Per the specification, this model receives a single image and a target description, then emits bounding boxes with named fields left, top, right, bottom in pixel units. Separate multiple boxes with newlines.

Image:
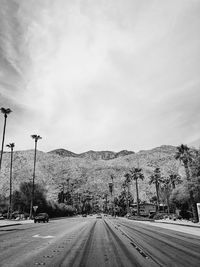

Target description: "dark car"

left=34, top=213, right=49, bottom=223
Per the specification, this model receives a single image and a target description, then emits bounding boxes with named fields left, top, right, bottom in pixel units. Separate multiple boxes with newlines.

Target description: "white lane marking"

left=32, top=234, right=54, bottom=239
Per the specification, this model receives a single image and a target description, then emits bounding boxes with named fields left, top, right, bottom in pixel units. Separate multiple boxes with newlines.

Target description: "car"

left=82, top=214, right=87, bottom=217
left=34, top=213, right=49, bottom=223
left=96, top=213, right=102, bottom=219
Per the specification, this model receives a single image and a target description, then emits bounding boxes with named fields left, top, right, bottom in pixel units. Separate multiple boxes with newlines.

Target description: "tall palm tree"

left=161, top=177, right=170, bottom=214
left=149, top=167, right=163, bottom=211
left=0, top=108, right=12, bottom=171
left=6, top=143, right=15, bottom=219
left=175, top=144, right=193, bottom=180
left=130, top=168, right=144, bottom=216
left=30, top=135, right=42, bottom=219
left=175, top=144, right=198, bottom=222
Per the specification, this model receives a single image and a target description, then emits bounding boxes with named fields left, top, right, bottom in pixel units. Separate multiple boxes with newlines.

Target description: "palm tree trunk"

left=9, top=147, right=13, bottom=219
left=156, top=182, right=160, bottom=212
left=166, top=190, right=170, bottom=215
left=127, top=184, right=130, bottom=214
left=135, top=178, right=140, bottom=216
left=30, top=140, right=37, bottom=219
left=184, top=163, right=190, bottom=181
left=0, top=115, right=7, bottom=171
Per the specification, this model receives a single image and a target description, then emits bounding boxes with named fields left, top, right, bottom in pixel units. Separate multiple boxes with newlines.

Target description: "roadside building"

left=130, top=203, right=156, bottom=216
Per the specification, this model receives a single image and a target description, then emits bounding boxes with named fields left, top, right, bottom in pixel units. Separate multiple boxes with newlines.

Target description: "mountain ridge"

left=48, top=148, right=135, bottom=160
left=0, top=145, right=181, bottom=203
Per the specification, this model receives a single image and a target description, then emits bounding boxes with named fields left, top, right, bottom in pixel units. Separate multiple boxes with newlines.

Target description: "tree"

left=119, top=179, right=134, bottom=216
left=12, top=182, right=47, bottom=213
left=149, top=167, right=163, bottom=211
left=0, top=108, right=12, bottom=171
left=170, top=183, right=191, bottom=219
left=175, top=144, right=193, bottom=179
left=160, top=177, right=170, bottom=214
left=175, top=144, right=198, bottom=222
left=30, top=134, right=42, bottom=219
left=169, top=174, right=182, bottom=189
left=130, top=168, right=144, bottom=216
left=189, top=149, right=200, bottom=204
left=6, top=143, right=15, bottom=219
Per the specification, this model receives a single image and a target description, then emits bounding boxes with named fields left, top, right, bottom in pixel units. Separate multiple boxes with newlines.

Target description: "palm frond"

left=1, top=107, right=12, bottom=114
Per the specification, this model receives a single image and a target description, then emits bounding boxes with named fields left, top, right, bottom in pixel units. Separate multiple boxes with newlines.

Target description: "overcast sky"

left=0, top=0, right=200, bottom=153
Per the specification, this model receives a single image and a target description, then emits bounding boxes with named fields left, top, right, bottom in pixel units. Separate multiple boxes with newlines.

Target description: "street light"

left=29, top=134, right=42, bottom=219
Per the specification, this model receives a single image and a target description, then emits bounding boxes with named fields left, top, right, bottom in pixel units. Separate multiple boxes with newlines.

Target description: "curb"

left=0, top=223, right=22, bottom=228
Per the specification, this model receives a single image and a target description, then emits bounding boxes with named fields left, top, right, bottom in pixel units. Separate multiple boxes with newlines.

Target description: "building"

left=130, top=203, right=156, bottom=216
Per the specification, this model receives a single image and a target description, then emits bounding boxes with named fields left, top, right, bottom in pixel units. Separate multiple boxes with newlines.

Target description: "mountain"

left=48, top=149, right=78, bottom=158
left=0, top=145, right=181, bottom=203
left=48, top=149, right=135, bottom=160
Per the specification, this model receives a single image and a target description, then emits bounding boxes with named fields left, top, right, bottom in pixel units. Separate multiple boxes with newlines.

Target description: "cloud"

left=0, top=0, right=200, bottom=152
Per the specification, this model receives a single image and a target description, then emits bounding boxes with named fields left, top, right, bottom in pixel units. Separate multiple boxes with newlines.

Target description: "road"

left=0, top=215, right=200, bottom=267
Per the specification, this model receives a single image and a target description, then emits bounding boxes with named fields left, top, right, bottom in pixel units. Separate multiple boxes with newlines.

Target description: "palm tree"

left=161, top=177, right=170, bottom=214
left=130, top=168, right=144, bottom=216
left=30, top=135, right=42, bottom=219
left=169, top=174, right=182, bottom=189
left=149, top=167, right=163, bottom=211
left=6, top=143, right=15, bottom=219
left=0, top=108, right=12, bottom=171
left=175, top=144, right=193, bottom=180
left=175, top=144, right=198, bottom=222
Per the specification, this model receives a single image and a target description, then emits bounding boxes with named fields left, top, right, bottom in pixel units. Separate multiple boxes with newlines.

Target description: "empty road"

left=0, top=216, right=200, bottom=266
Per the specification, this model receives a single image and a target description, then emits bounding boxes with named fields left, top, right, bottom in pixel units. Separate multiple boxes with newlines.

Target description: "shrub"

left=153, top=213, right=164, bottom=220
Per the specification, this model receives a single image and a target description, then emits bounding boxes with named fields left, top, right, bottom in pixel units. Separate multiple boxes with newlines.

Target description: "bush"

left=153, top=213, right=165, bottom=220
left=45, top=201, right=76, bottom=218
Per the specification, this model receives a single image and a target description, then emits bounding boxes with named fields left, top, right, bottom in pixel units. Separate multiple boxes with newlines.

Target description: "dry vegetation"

left=0, top=145, right=181, bottom=202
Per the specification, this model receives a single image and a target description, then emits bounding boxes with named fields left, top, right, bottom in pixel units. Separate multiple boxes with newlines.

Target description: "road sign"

left=33, top=205, right=38, bottom=212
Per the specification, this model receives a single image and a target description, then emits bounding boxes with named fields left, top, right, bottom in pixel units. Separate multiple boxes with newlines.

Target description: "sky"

left=0, top=0, right=200, bottom=153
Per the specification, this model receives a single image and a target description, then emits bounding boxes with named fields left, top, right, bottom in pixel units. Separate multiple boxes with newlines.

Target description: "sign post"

left=197, top=203, right=200, bottom=222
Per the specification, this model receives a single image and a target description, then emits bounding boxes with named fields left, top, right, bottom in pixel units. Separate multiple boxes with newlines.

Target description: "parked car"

left=82, top=214, right=87, bottom=217
left=34, top=213, right=49, bottom=223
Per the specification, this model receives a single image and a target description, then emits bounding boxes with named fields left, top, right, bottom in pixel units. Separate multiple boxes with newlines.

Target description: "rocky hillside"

left=0, top=145, right=182, bottom=202
left=48, top=149, right=135, bottom=160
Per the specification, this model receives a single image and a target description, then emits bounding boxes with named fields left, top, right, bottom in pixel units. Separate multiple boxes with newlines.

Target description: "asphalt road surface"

left=0, top=215, right=200, bottom=267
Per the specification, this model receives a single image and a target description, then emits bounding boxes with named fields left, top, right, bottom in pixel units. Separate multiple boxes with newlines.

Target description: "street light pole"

left=30, top=135, right=42, bottom=219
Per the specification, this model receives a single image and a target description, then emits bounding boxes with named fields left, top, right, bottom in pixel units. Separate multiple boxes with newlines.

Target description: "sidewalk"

left=154, top=218, right=200, bottom=228
left=0, top=219, right=34, bottom=227
left=126, top=216, right=200, bottom=228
